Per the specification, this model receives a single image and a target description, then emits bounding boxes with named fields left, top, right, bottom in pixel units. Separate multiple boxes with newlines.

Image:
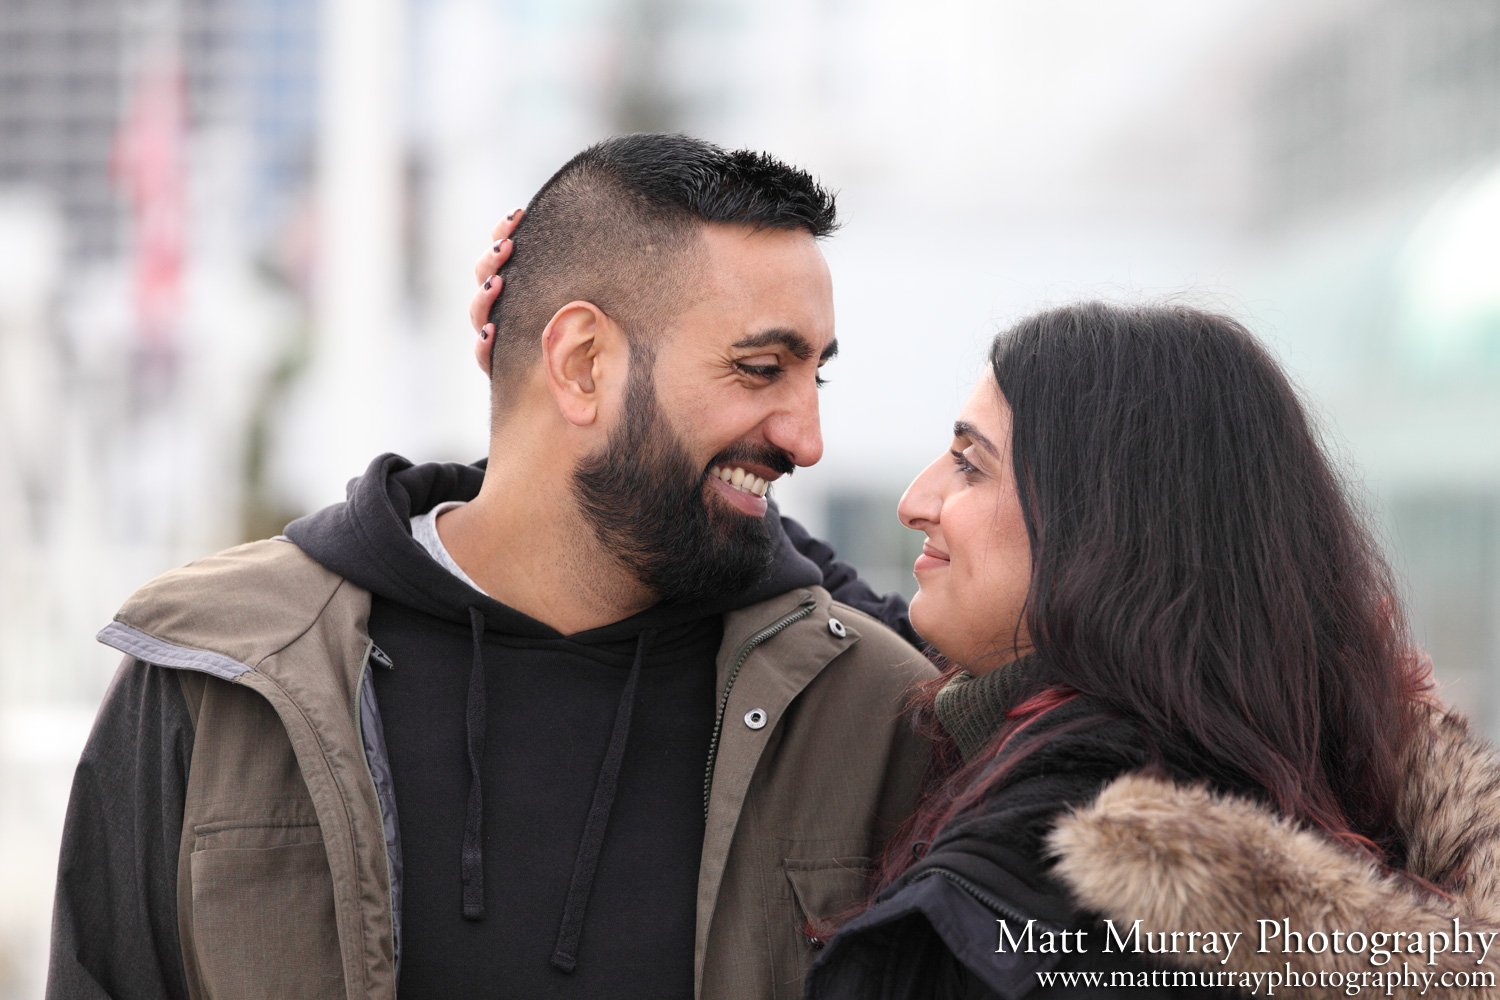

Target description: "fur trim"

left=1046, top=709, right=1500, bottom=998
left=1399, top=710, right=1500, bottom=914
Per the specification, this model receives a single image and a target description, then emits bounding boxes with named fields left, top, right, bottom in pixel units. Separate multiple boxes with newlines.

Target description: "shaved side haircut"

left=487, top=133, right=838, bottom=412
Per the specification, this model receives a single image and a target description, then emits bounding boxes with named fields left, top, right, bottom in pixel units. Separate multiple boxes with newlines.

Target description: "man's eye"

left=736, top=362, right=784, bottom=379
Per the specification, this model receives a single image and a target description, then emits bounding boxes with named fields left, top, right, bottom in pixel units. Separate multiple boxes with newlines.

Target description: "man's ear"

left=541, top=301, right=627, bottom=427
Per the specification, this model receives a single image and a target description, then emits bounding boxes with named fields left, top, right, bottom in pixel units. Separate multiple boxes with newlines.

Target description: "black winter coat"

left=803, top=685, right=1500, bottom=1000
left=803, top=699, right=1228, bottom=999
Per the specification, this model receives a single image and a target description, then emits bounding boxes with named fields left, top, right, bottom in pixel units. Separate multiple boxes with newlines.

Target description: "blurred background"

left=0, top=0, right=1497, bottom=992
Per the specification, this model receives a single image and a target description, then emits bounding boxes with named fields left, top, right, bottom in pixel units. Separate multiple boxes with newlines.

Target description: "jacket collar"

left=1046, top=706, right=1500, bottom=995
left=100, top=538, right=348, bottom=680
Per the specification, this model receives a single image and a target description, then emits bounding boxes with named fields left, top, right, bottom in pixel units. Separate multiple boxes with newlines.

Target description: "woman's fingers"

left=473, top=209, right=524, bottom=283
left=471, top=209, right=524, bottom=334
left=489, top=207, right=524, bottom=243
left=471, top=239, right=513, bottom=285
left=470, top=271, right=503, bottom=334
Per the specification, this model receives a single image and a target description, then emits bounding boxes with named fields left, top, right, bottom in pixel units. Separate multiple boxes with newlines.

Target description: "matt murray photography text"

left=997, top=919, right=1499, bottom=967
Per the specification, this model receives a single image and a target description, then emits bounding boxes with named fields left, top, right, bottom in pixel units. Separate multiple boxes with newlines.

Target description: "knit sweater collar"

left=932, top=658, right=1039, bottom=761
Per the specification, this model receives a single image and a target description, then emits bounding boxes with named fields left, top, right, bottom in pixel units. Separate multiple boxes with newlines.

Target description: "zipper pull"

left=370, top=644, right=394, bottom=669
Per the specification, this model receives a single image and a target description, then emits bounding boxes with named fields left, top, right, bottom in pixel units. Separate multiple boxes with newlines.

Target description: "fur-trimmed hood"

left=1048, top=708, right=1500, bottom=998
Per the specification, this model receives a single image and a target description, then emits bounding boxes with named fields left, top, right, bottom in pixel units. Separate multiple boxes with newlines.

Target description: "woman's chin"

left=907, top=592, right=956, bottom=664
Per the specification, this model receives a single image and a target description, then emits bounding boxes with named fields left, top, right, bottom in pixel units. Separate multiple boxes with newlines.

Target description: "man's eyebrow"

left=953, top=420, right=998, bottom=455
left=732, top=328, right=835, bottom=363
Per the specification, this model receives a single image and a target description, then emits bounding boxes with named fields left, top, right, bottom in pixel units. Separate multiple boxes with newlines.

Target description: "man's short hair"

left=487, top=133, right=838, bottom=407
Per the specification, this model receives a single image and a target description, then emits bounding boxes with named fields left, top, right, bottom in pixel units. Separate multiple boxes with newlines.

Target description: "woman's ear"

left=541, top=301, right=627, bottom=427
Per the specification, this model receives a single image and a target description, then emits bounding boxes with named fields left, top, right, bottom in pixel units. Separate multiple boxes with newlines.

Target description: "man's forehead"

left=680, top=224, right=835, bottom=347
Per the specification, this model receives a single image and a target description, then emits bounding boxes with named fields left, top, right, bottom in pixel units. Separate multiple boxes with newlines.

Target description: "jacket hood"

left=1046, top=706, right=1500, bottom=998
left=283, top=452, right=823, bottom=637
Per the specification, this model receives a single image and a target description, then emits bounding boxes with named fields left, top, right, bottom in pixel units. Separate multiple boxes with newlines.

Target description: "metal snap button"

left=744, top=708, right=768, bottom=730
left=828, top=617, right=847, bottom=638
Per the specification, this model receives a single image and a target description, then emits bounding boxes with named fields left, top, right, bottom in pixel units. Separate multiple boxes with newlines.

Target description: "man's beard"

left=571, top=362, right=787, bottom=605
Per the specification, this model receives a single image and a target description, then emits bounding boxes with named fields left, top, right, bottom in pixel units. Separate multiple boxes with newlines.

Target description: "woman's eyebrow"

left=953, top=420, right=998, bottom=456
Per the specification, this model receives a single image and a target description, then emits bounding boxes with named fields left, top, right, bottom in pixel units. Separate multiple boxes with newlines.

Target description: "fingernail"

left=481, top=323, right=494, bottom=339
left=482, top=277, right=493, bottom=291
left=506, top=209, right=517, bottom=221
left=492, top=238, right=509, bottom=254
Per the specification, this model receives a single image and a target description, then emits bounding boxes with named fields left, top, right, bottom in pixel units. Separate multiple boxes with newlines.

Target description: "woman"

left=470, top=222, right=1500, bottom=999
left=798, top=302, right=1500, bottom=999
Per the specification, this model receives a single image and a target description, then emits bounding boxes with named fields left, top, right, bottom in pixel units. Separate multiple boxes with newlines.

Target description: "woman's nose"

left=898, top=456, right=945, bottom=530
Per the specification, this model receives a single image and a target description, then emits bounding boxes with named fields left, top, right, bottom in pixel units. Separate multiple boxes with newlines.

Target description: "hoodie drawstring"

left=549, top=628, right=656, bottom=973
left=461, top=607, right=487, bottom=920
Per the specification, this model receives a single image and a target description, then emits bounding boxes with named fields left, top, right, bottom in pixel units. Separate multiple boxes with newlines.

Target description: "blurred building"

left=1242, top=0, right=1500, bottom=727
left=0, top=0, right=319, bottom=992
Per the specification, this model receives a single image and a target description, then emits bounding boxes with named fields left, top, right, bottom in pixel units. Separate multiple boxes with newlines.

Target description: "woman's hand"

left=470, top=208, right=525, bottom=339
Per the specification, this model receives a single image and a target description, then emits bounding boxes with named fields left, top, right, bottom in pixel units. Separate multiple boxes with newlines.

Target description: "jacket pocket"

left=189, top=840, right=344, bottom=1000
left=775, top=857, right=875, bottom=1000
left=784, top=856, right=874, bottom=940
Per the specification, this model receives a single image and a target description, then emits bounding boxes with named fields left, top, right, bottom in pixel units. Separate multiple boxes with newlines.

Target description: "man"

left=47, top=134, right=933, bottom=1000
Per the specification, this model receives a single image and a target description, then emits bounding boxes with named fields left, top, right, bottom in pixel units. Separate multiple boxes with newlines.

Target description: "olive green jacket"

left=96, top=539, right=935, bottom=1000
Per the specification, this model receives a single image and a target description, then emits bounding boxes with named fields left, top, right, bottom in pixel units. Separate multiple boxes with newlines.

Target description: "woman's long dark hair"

left=881, top=302, right=1433, bottom=888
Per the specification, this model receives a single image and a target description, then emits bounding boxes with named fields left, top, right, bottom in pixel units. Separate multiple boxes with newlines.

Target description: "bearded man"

left=47, top=134, right=933, bottom=1000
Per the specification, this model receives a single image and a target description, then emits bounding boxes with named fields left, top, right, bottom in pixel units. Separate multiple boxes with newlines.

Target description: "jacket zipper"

left=356, top=639, right=401, bottom=972
left=702, top=598, right=817, bottom=819
left=907, top=865, right=1056, bottom=930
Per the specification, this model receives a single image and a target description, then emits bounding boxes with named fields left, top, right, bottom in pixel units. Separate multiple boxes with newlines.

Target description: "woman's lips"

left=913, top=542, right=950, bottom=573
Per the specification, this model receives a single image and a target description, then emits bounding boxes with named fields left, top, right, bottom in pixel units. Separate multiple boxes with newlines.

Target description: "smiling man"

left=48, top=134, right=933, bottom=1000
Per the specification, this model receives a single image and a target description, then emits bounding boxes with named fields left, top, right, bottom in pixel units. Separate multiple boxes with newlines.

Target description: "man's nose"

left=764, top=385, right=824, bottom=468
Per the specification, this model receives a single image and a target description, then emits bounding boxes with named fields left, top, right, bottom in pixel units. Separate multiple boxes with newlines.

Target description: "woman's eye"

left=950, top=450, right=979, bottom=476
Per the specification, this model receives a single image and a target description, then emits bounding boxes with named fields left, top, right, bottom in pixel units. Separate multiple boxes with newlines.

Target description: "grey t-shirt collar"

left=409, top=500, right=489, bottom=598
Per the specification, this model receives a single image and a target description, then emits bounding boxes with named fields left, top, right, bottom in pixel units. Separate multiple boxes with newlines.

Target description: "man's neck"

left=435, top=470, right=657, bottom=635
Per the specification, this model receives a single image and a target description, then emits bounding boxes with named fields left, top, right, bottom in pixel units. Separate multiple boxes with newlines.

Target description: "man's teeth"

left=709, top=465, right=770, bottom=498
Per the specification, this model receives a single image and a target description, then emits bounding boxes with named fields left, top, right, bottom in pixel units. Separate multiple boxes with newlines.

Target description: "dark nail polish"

left=482, top=277, right=493, bottom=291
left=506, top=211, right=516, bottom=222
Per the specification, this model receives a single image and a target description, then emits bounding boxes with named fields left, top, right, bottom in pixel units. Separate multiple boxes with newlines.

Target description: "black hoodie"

left=46, top=454, right=916, bottom=1000
left=281, top=454, right=842, bottom=999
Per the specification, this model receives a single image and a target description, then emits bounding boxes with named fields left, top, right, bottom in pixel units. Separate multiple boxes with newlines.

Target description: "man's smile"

left=708, top=464, right=771, bottom=497
left=706, top=463, right=773, bottom=516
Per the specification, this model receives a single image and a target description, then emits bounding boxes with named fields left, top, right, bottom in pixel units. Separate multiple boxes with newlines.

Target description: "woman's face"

left=898, top=374, right=1032, bottom=672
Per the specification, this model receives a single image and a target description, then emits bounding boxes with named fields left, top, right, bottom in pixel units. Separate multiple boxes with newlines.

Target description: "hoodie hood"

left=1046, top=706, right=1500, bottom=998
left=284, top=452, right=823, bottom=637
